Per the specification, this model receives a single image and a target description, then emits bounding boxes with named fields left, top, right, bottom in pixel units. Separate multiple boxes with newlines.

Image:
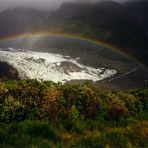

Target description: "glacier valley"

left=0, top=48, right=117, bottom=83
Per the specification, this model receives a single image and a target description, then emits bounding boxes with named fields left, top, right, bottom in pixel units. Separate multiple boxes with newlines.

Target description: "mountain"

left=0, top=1, right=147, bottom=65
left=47, top=1, right=148, bottom=66
left=125, top=0, right=148, bottom=33
left=0, top=7, right=47, bottom=36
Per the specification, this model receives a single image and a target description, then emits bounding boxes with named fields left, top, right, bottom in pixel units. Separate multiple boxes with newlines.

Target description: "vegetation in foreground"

left=0, top=80, right=147, bottom=147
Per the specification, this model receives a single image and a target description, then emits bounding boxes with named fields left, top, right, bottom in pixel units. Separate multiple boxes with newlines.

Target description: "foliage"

left=0, top=80, right=147, bottom=147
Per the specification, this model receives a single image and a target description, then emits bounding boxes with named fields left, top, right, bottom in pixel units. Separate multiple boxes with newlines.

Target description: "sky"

left=0, top=0, right=135, bottom=11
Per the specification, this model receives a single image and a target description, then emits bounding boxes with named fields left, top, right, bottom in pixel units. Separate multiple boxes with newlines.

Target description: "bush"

left=117, top=92, right=142, bottom=114
left=107, top=98, right=128, bottom=120
left=0, top=96, right=25, bottom=122
left=21, top=120, right=57, bottom=140
left=98, top=129, right=129, bottom=148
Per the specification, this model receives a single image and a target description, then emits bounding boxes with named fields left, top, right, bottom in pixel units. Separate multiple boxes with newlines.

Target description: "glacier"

left=0, top=48, right=117, bottom=83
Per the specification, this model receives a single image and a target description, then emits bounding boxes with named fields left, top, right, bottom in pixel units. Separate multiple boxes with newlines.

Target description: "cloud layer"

left=0, top=0, right=133, bottom=11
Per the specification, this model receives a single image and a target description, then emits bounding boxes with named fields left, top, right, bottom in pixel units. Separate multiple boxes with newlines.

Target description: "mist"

left=0, top=0, right=135, bottom=11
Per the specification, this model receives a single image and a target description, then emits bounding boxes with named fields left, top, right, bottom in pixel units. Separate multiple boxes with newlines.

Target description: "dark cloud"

left=0, top=0, right=135, bottom=11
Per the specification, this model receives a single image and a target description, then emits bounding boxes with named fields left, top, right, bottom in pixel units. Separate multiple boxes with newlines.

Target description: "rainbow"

left=0, top=31, right=145, bottom=67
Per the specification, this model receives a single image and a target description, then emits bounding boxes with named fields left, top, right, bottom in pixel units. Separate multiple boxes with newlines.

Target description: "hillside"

left=0, top=7, right=47, bottom=36
left=0, top=62, right=19, bottom=80
left=48, top=1, right=148, bottom=66
left=0, top=80, right=147, bottom=147
left=125, top=0, right=148, bottom=33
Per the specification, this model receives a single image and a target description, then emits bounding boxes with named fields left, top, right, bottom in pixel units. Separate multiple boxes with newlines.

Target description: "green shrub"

left=117, top=92, right=142, bottom=114
left=0, top=96, right=25, bottom=122
left=107, top=98, right=128, bottom=120
left=21, top=120, right=57, bottom=140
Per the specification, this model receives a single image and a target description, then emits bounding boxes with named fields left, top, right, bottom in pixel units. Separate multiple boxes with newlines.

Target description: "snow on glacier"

left=0, top=48, right=117, bottom=83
